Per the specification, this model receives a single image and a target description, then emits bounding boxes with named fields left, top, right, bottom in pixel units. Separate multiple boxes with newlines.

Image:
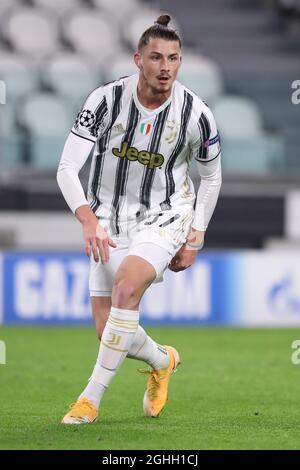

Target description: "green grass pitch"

left=0, top=326, right=300, bottom=450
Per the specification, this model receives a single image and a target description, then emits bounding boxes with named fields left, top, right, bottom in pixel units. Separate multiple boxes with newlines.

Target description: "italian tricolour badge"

left=140, top=123, right=151, bottom=135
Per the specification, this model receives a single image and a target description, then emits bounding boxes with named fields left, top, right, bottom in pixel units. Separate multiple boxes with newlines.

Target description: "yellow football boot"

left=61, top=397, right=98, bottom=424
left=139, top=345, right=181, bottom=418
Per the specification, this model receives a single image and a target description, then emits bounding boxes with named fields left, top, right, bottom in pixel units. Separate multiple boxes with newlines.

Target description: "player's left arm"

left=169, top=106, right=222, bottom=272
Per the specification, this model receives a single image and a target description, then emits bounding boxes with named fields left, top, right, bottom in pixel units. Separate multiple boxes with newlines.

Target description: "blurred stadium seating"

left=211, top=95, right=284, bottom=173
left=2, top=5, right=60, bottom=59
left=19, top=91, right=74, bottom=168
left=0, top=0, right=299, bottom=250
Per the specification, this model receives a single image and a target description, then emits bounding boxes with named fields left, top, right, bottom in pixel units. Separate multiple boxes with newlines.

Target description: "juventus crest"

left=165, top=120, right=180, bottom=144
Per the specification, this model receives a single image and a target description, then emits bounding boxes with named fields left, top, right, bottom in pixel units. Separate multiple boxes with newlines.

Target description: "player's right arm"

left=57, top=88, right=115, bottom=263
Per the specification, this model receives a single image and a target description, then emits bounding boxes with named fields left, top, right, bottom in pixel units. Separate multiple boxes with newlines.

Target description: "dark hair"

left=138, top=14, right=181, bottom=51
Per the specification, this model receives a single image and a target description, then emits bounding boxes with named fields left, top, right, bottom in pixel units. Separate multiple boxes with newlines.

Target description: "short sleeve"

left=71, top=87, right=108, bottom=143
left=190, top=105, right=221, bottom=162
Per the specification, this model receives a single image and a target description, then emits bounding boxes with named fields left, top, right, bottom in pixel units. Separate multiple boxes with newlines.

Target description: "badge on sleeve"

left=78, top=109, right=96, bottom=128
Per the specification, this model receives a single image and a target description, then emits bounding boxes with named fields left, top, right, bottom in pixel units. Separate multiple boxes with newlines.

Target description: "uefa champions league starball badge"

left=78, top=109, right=96, bottom=128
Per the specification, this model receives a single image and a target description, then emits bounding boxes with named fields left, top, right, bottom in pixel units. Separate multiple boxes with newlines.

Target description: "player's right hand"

left=83, top=219, right=116, bottom=263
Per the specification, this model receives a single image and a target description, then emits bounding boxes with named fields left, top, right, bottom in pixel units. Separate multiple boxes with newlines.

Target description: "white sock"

left=78, top=370, right=107, bottom=409
left=79, top=306, right=139, bottom=408
left=127, top=326, right=169, bottom=370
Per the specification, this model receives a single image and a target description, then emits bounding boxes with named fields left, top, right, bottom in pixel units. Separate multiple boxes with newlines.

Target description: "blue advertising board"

left=1, top=251, right=240, bottom=325
left=1, top=250, right=300, bottom=326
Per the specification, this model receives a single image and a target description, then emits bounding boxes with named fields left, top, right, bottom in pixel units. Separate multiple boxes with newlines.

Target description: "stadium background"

left=1, top=0, right=300, bottom=450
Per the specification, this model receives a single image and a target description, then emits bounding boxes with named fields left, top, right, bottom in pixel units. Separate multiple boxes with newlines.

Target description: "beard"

left=150, top=79, right=172, bottom=95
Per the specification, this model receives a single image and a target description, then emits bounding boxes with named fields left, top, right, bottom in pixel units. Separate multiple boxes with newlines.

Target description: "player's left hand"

left=168, top=244, right=198, bottom=272
left=168, top=228, right=204, bottom=272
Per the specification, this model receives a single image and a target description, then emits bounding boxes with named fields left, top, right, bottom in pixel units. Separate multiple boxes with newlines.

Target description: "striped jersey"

left=71, top=74, right=220, bottom=234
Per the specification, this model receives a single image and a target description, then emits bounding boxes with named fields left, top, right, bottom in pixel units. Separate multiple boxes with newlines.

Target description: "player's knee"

left=112, top=278, right=137, bottom=308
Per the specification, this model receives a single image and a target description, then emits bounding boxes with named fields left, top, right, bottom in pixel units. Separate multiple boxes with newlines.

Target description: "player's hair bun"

left=155, top=15, right=171, bottom=27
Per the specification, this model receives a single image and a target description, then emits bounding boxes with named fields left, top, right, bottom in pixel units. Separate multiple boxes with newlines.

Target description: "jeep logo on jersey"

left=112, top=142, right=164, bottom=169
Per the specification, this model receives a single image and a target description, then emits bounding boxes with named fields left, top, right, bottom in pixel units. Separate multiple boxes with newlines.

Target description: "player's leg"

left=74, top=296, right=111, bottom=409
left=61, top=296, right=111, bottom=424
left=76, top=293, right=170, bottom=410
left=113, top=253, right=171, bottom=369
left=91, top=293, right=173, bottom=373
left=61, top=238, right=126, bottom=425
left=82, top=255, right=156, bottom=410
left=86, top=242, right=181, bottom=419
left=125, top=206, right=194, bottom=417
left=125, top=245, right=181, bottom=418
left=90, top=287, right=170, bottom=371
left=90, top=295, right=173, bottom=375
left=61, top=253, right=159, bottom=424
left=91, top=296, right=111, bottom=340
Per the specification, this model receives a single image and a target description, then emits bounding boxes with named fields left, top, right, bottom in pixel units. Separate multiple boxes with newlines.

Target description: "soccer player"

left=57, top=14, right=222, bottom=424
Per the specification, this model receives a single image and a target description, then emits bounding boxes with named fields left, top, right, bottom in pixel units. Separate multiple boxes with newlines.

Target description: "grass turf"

left=0, top=326, right=300, bottom=450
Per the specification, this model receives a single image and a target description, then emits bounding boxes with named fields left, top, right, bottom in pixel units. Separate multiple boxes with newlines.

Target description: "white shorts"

left=89, top=204, right=194, bottom=297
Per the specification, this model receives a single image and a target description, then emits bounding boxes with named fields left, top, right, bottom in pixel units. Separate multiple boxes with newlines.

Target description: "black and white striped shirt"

left=71, top=74, right=220, bottom=233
